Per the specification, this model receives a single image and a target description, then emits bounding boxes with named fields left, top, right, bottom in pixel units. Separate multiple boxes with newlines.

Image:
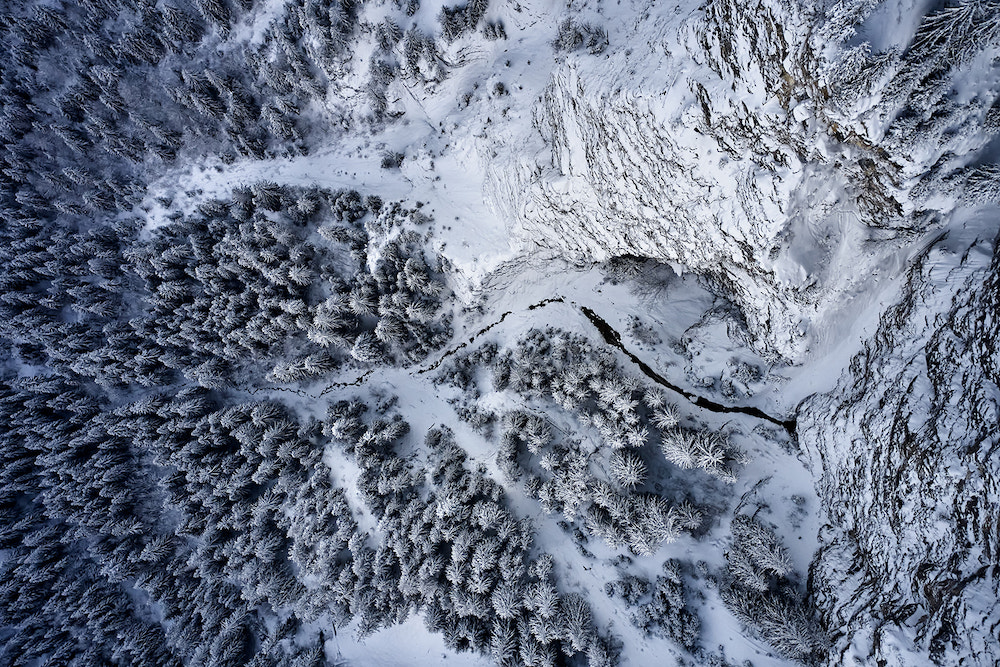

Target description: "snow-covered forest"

left=1, top=0, right=997, bottom=666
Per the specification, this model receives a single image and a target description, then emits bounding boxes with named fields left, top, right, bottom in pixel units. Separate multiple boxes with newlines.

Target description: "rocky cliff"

left=489, top=0, right=999, bottom=363
left=799, top=210, right=1000, bottom=665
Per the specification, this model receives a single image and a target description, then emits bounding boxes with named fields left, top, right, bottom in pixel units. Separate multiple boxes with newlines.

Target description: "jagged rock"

left=488, top=0, right=999, bottom=363
left=799, top=219, right=1000, bottom=666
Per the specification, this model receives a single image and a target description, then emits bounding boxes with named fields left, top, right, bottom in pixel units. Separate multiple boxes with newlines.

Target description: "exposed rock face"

left=490, top=0, right=998, bottom=362
left=490, top=0, right=875, bottom=360
left=799, top=218, right=1000, bottom=666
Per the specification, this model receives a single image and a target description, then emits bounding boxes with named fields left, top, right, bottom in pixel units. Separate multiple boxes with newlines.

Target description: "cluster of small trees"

left=824, top=0, right=1000, bottom=153
left=721, top=514, right=827, bottom=662
left=438, top=0, right=490, bottom=42
left=435, top=341, right=499, bottom=395
left=820, top=0, right=1000, bottom=215
left=604, top=560, right=700, bottom=649
left=244, top=0, right=497, bottom=122
left=495, top=411, right=649, bottom=546
left=324, top=403, right=617, bottom=666
left=659, top=428, right=739, bottom=483
left=584, top=480, right=702, bottom=556
left=486, top=328, right=745, bottom=554
left=554, top=18, right=609, bottom=55
left=364, top=0, right=492, bottom=117
left=493, top=330, right=741, bottom=481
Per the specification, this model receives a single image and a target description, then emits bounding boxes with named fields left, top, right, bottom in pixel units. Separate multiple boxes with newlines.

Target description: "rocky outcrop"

left=489, top=0, right=999, bottom=362
left=488, top=0, right=884, bottom=360
left=798, top=217, right=1000, bottom=665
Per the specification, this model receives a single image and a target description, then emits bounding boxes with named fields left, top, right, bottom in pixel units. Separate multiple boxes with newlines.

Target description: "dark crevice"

left=320, top=369, right=376, bottom=395
left=417, top=297, right=566, bottom=375
left=262, top=297, right=797, bottom=439
left=579, top=305, right=797, bottom=435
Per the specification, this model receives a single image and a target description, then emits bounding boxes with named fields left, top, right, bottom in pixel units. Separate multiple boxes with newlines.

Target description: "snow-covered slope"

left=482, top=0, right=999, bottom=364
left=798, top=207, right=1000, bottom=666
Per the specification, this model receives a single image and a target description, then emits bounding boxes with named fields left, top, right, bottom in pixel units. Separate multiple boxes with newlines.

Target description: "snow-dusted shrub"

left=435, top=342, right=497, bottom=395
left=627, top=316, right=662, bottom=346
left=604, top=575, right=650, bottom=604
left=651, top=403, right=680, bottom=430
left=483, top=21, right=506, bottom=41
left=722, top=588, right=827, bottom=662
left=455, top=401, right=496, bottom=436
left=659, top=429, right=738, bottom=482
left=554, top=19, right=608, bottom=55
left=380, top=151, right=405, bottom=169
left=351, top=331, right=386, bottom=363
left=608, top=561, right=700, bottom=649
left=609, top=450, right=647, bottom=489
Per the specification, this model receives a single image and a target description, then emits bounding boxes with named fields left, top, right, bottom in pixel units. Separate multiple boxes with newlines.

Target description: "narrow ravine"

left=579, top=305, right=798, bottom=435
left=254, top=296, right=798, bottom=438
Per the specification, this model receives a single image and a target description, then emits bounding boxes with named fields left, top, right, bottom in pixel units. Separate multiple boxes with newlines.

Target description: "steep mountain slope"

left=799, top=210, right=1000, bottom=666
left=486, top=0, right=1000, bottom=362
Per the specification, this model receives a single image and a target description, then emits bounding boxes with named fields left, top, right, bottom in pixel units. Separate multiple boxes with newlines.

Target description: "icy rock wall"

left=492, top=0, right=999, bottom=361
left=798, top=217, right=1000, bottom=666
left=494, top=0, right=854, bottom=360
left=484, top=1, right=1000, bottom=663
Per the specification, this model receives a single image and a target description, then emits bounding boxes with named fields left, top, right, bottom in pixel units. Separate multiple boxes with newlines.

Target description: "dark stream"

left=579, top=306, right=797, bottom=435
